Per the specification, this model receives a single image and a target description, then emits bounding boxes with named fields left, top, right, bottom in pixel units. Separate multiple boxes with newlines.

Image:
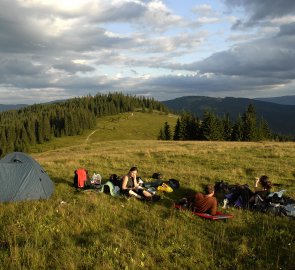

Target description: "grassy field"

left=29, top=111, right=178, bottom=153
left=1, top=112, right=295, bottom=270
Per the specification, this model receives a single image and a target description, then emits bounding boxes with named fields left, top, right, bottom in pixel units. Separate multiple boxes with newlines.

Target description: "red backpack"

left=74, top=168, right=88, bottom=188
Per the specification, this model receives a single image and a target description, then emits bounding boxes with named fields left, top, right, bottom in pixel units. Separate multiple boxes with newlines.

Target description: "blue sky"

left=0, top=0, right=295, bottom=104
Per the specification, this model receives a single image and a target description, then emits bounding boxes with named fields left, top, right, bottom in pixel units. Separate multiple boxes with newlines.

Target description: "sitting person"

left=250, top=175, right=273, bottom=205
left=192, top=184, right=217, bottom=215
left=121, top=166, right=153, bottom=200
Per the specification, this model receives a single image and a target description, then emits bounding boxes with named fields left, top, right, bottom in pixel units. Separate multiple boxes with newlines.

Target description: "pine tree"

left=173, top=118, right=181, bottom=140
left=0, top=128, right=7, bottom=157
left=158, top=128, right=165, bottom=140
left=258, top=118, right=272, bottom=140
left=0, top=92, right=170, bottom=156
left=222, top=113, right=233, bottom=141
left=242, top=104, right=257, bottom=141
left=25, top=119, right=37, bottom=145
left=200, top=111, right=222, bottom=141
left=188, top=115, right=200, bottom=140
left=35, top=119, right=44, bottom=144
left=6, top=126, right=16, bottom=152
left=231, top=115, right=243, bottom=141
left=179, top=112, right=195, bottom=140
left=42, top=114, right=51, bottom=141
left=163, top=122, right=171, bottom=140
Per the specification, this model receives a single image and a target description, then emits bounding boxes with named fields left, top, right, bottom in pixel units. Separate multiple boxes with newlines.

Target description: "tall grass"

left=1, top=113, right=295, bottom=269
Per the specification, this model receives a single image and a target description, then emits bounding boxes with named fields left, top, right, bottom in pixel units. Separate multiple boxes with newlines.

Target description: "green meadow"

left=1, top=112, right=294, bottom=270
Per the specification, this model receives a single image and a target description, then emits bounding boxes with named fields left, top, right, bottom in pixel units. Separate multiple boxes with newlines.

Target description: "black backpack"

left=109, top=174, right=121, bottom=187
left=152, top=172, right=163, bottom=180
left=167, top=179, right=180, bottom=189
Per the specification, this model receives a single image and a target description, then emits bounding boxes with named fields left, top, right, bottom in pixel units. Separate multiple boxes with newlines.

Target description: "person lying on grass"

left=192, top=184, right=217, bottom=215
left=121, top=166, right=153, bottom=200
left=222, top=175, right=273, bottom=209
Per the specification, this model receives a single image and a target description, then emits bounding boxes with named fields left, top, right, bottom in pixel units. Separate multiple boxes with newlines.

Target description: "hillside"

left=162, top=96, right=295, bottom=136
left=1, top=110, right=295, bottom=269
left=255, top=95, right=295, bottom=105
left=0, top=93, right=170, bottom=158
left=29, top=111, right=178, bottom=153
left=1, top=136, right=295, bottom=269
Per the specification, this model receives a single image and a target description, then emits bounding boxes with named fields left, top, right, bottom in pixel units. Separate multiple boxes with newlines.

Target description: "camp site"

left=0, top=107, right=294, bottom=270
left=2, top=0, right=295, bottom=268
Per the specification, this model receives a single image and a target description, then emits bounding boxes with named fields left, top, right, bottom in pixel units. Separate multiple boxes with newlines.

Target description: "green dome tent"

left=0, top=152, right=54, bottom=202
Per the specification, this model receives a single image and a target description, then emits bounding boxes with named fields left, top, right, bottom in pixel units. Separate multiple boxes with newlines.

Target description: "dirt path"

left=85, top=113, right=134, bottom=143
left=85, top=130, right=98, bottom=143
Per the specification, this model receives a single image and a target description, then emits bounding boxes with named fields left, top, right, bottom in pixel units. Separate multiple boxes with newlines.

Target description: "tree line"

left=0, top=92, right=168, bottom=157
left=158, top=104, right=277, bottom=141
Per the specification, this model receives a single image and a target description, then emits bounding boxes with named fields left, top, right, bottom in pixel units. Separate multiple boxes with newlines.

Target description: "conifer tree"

left=188, top=115, right=200, bottom=140
left=258, top=118, right=272, bottom=140
left=158, top=128, right=165, bottom=140
left=200, top=111, right=222, bottom=140
left=173, top=118, right=181, bottom=140
left=222, top=113, right=233, bottom=141
left=42, top=114, right=51, bottom=141
left=0, top=129, right=7, bottom=157
left=163, top=122, right=171, bottom=140
left=35, top=119, right=44, bottom=144
left=242, top=104, right=257, bottom=141
left=179, top=113, right=192, bottom=140
left=231, top=115, right=243, bottom=141
left=0, top=92, right=170, bottom=156
left=25, top=119, right=37, bottom=145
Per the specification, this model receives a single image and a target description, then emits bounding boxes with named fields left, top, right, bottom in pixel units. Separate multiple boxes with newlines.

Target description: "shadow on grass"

left=72, top=230, right=101, bottom=246
left=154, top=186, right=197, bottom=209
left=51, top=176, right=73, bottom=187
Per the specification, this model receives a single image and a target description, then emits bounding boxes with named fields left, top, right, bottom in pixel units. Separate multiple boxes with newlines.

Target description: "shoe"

left=222, top=199, right=229, bottom=209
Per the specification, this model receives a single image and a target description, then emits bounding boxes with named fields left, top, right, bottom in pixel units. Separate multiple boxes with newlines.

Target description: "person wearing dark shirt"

left=121, top=166, right=152, bottom=200
left=251, top=175, right=273, bottom=205
left=222, top=175, right=272, bottom=209
left=192, top=184, right=217, bottom=215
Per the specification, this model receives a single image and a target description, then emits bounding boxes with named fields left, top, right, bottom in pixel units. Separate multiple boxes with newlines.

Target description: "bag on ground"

left=74, top=168, right=88, bottom=188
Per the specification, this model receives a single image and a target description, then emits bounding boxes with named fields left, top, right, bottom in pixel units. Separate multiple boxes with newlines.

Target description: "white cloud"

left=192, top=4, right=213, bottom=16
left=0, top=0, right=295, bottom=104
left=196, top=17, right=219, bottom=24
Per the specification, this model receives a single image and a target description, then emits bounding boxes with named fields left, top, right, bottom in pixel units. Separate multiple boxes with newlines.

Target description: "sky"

left=0, top=0, right=295, bottom=104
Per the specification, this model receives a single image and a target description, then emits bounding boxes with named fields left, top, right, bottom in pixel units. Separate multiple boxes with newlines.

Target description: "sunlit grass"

left=1, top=112, right=295, bottom=269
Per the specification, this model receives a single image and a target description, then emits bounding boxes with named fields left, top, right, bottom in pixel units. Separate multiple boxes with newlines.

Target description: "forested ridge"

left=0, top=93, right=168, bottom=157
left=159, top=104, right=279, bottom=142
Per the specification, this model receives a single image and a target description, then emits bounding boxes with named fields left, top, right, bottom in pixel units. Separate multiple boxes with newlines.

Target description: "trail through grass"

left=1, top=112, right=295, bottom=269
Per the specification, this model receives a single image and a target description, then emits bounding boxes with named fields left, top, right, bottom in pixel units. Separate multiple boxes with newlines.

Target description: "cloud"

left=0, top=0, right=295, bottom=104
left=53, top=61, right=95, bottom=74
left=224, top=0, right=295, bottom=28
left=186, top=35, right=295, bottom=79
left=192, top=4, right=213, bottom=16
left=278, top=21, right=295, bottom=36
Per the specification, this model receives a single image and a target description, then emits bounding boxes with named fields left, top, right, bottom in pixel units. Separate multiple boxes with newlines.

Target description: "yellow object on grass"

left=157, top=183, right=173, bottom=193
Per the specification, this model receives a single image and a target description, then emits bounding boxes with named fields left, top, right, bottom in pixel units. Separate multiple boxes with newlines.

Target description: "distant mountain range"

left=0, top=104, right=28, bottom=112
left=254, top=95, right=295, bottom=105
left=1, top=95, right=295, bottom=136
left=0, top=99, right=68, bottom=113
left=162, top=96, right=295, bottom=136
